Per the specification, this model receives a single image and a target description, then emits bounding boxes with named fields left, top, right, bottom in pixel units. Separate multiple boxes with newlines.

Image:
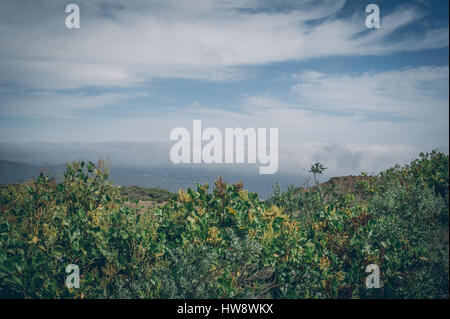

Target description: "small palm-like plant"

left=309, top=162, right=327, bottom=185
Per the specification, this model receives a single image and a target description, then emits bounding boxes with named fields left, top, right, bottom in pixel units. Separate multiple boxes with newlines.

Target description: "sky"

left=0, top=0, right=448, bottom=180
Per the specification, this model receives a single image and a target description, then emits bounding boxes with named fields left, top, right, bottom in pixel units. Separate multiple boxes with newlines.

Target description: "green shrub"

left=0, top=152, right=448, bottom=298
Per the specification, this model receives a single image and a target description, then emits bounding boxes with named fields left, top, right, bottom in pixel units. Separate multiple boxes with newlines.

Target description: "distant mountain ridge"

left=0, top=160, right=191, bottom=192
left=0, top=160, right=307, bottom=198
left=0, top=160, right=65, bottom=184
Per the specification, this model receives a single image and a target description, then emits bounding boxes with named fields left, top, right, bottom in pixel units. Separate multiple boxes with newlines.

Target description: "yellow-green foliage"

left=0, top=152, right=448, bottom=298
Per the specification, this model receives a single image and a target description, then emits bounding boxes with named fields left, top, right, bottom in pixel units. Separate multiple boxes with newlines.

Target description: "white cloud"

left=278, top=142, right=427, bottom=176
left=1, top=140, right=444, bottom=180
left=0, top=1, right=447, bottom=178
left=0, top=66, right=447, bottom=151
left=0, top=91, right=147, bottom=118
left=290, top=65, right=449, bottom=119
left=0, top=0, right=447, bottom=89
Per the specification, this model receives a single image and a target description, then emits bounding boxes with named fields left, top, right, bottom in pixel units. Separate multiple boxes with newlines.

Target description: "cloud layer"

left=0, top=0, right=448, bottom=183
left=0, top=0, right=447, bottom=89
left=1, top=141, right=441, bottom=179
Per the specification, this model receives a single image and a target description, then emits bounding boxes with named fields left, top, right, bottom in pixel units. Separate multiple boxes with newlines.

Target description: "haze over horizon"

left=0, top=0, right=448, bottom=191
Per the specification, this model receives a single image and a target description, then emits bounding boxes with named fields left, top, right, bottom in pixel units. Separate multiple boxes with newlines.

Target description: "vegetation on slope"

left=119, top=185, right=175, bottom=203
left=0, top=151, right=448, bottom=298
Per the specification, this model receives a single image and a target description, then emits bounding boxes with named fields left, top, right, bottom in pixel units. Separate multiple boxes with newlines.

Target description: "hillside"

left=119, top=185, right=174, bottom=202
left=0, top=160, right=301, bottom=198
left=0, top=160, right=178, bottom=200
left=0, top=160, right=51, bottom=184
left=0, top=151, right=448, bottom=298
left=0, top=160, right=374, bottom=204
left=320, top=175, right=375, bottom=193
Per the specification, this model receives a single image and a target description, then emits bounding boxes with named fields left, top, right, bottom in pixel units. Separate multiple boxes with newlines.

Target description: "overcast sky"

left=0, top=0, right=448, bottom=177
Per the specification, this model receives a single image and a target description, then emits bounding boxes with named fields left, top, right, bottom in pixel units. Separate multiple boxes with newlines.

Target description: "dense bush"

left=119, top=185, right=174, bottom=203
left=0, top=152, right=448, bottom=298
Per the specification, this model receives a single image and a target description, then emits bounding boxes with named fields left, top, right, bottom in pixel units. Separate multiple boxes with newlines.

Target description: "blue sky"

left=0, top=0, right=448, bottom=176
